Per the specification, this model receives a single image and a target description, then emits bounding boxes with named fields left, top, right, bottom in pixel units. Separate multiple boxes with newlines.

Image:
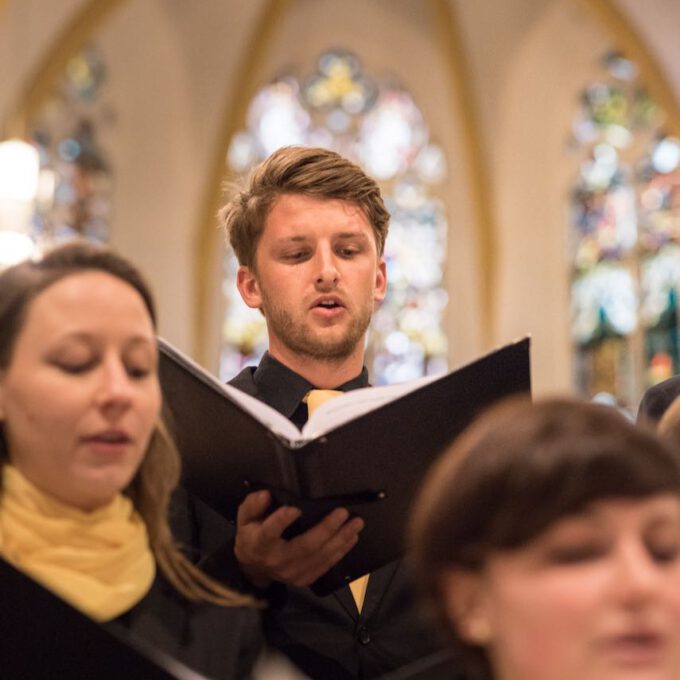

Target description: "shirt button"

left=358, top=627, right=371, bottom=645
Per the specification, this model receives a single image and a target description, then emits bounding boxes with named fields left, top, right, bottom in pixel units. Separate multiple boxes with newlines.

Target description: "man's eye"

left=284, top=251, right=308, bottom=261
left=338, top=247, right=359, bottom=258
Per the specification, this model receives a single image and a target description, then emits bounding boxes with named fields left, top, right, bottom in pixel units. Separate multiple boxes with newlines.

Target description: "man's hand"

left=234, top=490, right=364, bottom=589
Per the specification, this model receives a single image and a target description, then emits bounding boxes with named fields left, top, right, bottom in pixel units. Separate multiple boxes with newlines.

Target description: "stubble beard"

left=261, top=290, right=373, bottom=362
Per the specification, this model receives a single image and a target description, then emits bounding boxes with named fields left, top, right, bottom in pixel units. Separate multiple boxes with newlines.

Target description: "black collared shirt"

left=249, top=352, right=369, bottom=428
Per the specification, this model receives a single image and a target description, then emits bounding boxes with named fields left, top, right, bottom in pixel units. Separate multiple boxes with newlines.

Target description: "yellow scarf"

left=0, top=465, right=155, bottom=622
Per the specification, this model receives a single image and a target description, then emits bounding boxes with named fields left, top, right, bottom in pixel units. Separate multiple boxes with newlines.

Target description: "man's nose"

left=315, top=247, right=340, bottom=287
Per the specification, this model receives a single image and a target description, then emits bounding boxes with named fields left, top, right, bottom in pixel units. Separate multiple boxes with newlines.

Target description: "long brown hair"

left=409, top=396, right=680, bottom=679
left=0, top=242, right=255, bottom=608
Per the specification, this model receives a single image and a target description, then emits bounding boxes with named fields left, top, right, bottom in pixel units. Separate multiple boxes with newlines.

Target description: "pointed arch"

left=429, top=0, right=495, bottom=344
left=578, top=0, right=680, bottom=138
left=6, top=0, right=127, bottom=137
left=194, top=0, right=493, bottom=368
left=194, top=0, right=292, bottom=365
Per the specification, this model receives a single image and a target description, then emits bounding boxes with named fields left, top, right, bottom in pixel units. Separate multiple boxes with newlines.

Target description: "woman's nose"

left=95, top=359, right=134, bottom=413
left=613, top=542, right=663, bottom=608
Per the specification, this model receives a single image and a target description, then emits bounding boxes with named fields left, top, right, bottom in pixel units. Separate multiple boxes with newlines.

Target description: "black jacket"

left=108, top=573, right=262, bottom=680
left=227, top=357, right=446, bottom=680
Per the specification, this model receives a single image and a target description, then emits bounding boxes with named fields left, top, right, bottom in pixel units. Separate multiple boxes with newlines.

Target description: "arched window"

left=569, top=52, right=680, bottom=405
left=30, top=45, right=113, bottom=250
left=222, top=50, right=449, bottom=384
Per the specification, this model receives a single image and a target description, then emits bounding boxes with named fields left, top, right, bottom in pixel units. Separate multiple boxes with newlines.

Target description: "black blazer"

left=227, top=366, right=446, bottom=680
left=108, top=573, right=263, bottom=680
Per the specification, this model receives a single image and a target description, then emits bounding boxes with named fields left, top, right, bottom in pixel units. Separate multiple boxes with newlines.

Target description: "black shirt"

left=245, top=351, right=369, bottom=427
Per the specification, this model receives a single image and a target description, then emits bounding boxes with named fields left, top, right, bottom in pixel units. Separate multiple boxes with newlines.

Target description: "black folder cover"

left=159, top=337, right=531, bottom=594
left=0, top=557, right=205, bottom=679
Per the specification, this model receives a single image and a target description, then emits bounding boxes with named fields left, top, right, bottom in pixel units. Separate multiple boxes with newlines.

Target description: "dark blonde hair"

left=0, top=242, right=255, bottom=608
left=409, top=396, right=680, bottom=679
left=220, top=145, right=390, bottom=270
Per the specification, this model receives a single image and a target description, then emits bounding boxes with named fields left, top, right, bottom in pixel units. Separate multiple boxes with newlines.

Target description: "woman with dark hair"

left=0, top=242, right=262, bottom=678
left=410, top=396, right=680, bottom=680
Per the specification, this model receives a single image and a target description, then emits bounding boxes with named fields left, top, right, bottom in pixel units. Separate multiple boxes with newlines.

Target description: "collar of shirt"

left=252, top=351, right=369, bottom=420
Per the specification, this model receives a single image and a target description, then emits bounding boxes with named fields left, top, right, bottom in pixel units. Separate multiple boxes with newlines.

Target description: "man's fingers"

left=236, top=490, right=272, bottom=527
left=305, top=516, right=364, bottom=571
left=281, top=514, right=364, bottom=584
left=291, top=507, right=352, bottom=552
left=257, top=506, right=302, bottom=543
left=236, top=503, right=365, bottom=587
left=285, top=530, right=362, bottom=587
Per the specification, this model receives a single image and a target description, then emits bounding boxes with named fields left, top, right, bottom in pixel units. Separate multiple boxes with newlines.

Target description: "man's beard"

left=261, top=291, right=372, bottom=362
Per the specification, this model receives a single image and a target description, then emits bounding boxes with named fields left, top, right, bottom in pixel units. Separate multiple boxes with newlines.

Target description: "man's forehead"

left=262, top=194, right=372, bottom=235
left=269, top=231, right=371, bottom=243
left=267, top=193, right=366, bottom=217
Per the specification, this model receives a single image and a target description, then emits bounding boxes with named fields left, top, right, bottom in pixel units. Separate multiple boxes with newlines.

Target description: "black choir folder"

left=0, top=557, right=206, bottom=680
left=159, top=336, right=531, bottom=595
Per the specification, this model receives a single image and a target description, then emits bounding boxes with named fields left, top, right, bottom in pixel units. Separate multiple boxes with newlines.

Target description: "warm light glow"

left=0, top=231, right=36, bottom=267
left=0, top=139, right=40, bottom=202
left=0, top=139, right=40, bottom=236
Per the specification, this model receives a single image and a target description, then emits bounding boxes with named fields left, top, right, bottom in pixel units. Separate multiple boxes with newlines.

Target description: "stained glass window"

left=29, top=45, right=113, bottom=252
left=221, top=50, right=448, bottom=383
left=569, top=52, right=679, bottom=405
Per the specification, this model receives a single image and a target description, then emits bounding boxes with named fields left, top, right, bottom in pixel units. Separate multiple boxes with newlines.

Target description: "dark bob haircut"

left=409, top=396, right=680, bottom=678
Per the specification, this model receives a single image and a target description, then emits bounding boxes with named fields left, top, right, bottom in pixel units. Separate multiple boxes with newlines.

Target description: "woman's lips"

left=601, top=632, right=665, bottom=666
left=81, top=431, right=132, bottom=455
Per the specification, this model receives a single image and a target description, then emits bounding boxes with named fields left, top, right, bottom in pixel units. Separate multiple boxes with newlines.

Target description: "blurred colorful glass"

left=570, top=51, right=679, bottom=406
left=222, top=50, right=448, bottom=383
left=29, top=45, right=113, bottom=251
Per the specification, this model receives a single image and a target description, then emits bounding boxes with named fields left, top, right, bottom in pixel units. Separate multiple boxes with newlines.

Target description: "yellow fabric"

left=0, top=465, right=155, bottom=622
left=349, top=573, right=370, bottom=612
left=305, top=389, right=371, bottom=612
left=304, top=389, right=344, bottom=415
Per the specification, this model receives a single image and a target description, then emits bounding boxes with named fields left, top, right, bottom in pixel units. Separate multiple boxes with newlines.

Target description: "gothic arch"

left=195, top=0, right=490, bottom=369
left=493, top=0, right=680, bottom=396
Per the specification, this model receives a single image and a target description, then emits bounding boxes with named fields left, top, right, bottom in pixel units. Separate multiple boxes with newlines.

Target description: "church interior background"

left=1, top=0, right=679, bottom=414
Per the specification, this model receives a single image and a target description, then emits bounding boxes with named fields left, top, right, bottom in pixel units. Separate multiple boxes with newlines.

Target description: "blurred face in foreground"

left=443, top=495, right=680, bottom=680
left=0, top=271, right=161, bottom=511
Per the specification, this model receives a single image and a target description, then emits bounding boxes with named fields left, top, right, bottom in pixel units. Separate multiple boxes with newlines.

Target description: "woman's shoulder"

left=110, top=574, right=263, bottom=680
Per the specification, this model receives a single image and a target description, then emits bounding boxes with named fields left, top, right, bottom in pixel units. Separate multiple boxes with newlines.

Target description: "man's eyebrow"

left=335, top=231, right=369, bottom=240
left=273, top=235, right=310, bottom=244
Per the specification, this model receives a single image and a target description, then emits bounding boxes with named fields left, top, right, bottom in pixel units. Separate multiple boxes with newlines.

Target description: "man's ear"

left=440, top=569, right=493, bottom=646
left=374, top=258, right=387, bottom=305
left=236, top=266, right=263, bottom=310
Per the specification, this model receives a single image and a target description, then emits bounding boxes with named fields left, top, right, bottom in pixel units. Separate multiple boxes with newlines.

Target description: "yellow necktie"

left=304, top=389, right=370, bottom=612
left=304, top=389, right=343, bottom=414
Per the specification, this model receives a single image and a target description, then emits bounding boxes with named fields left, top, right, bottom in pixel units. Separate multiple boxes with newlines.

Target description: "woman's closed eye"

left=648, top=542, right=679, bottom=563
left=53, top=358, right=96, bottom=374
left=647, top=527, right=680, bottom=563
left=543, top=540, right=607, bottom=565
left=126, top=364, right=153, bottom=380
